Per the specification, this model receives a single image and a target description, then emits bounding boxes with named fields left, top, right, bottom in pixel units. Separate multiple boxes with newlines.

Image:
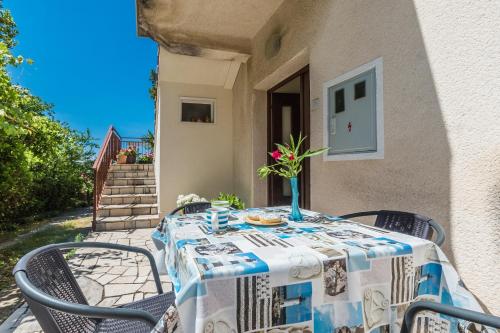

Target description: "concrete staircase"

left=95, top=164, right=159, bottom=231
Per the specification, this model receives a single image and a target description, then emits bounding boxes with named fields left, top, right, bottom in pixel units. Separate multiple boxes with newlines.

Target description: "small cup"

left=211, top=200, right=231, bottom=209
left=205, top=207, right=229, bottom=231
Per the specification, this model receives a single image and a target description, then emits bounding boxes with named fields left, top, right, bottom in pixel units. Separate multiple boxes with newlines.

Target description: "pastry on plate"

left=259, top=214, right=282, bottom=224
left=247, top=214, right=260, bottom=221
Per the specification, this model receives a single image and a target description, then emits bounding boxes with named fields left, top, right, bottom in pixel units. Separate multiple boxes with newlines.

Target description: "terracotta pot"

left=126, top=155, right=136, bottom=164
left=117, top=155, right=127, bottom=164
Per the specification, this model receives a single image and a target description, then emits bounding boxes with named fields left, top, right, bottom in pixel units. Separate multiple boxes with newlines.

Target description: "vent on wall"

left=265, top=29, right=285, bottom=59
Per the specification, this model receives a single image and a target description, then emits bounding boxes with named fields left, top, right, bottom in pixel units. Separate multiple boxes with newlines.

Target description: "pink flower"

left=288, top=153, right=295, bottom=161
left=271, top=150, right=282, bottom=160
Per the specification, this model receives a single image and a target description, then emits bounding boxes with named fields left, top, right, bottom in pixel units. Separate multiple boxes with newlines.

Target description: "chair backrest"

left=374, top=210, right=432, bottom=240
left=168, top=202, right=211, bottom=215
left=17, top=247, right=98, bottom=333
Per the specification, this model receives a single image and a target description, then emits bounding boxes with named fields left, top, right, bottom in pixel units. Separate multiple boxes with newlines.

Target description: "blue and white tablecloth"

left=151, top=207, right=487, bottom=333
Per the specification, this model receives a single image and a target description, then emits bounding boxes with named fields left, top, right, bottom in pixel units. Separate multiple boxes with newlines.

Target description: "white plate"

left=245, top=217, right=286, bottom=227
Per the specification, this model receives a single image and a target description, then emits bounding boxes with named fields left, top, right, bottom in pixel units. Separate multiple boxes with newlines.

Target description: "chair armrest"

left=14, top=272, right=158, bottom=328
left=337, top=211, right=380, bottom=220
left=401, top=301, right=500, bottom=333
left=15, top=242, right=163, bottom=294
left=428, top=219, right=445, bottom=246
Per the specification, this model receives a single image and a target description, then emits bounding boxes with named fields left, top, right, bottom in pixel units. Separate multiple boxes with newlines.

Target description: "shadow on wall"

left=310, top=0, right=454, bottom=264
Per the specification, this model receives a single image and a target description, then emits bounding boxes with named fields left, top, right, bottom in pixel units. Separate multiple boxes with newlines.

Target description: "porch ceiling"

left=136, top=0, right=284, bottom=60
left=158, top=47, right=242, bottom=89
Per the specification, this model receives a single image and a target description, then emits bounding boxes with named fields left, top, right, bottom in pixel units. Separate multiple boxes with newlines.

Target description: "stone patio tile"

left=80, top=255, right=99, bottom=268
left=91, top=265, right=111, bottom=273
left=116, top=238, right=130, bottom=245
left=108, top=266, right=127, bottom=275
left=121, top=258, right=137, bottom=267
left=133, top=293, right=144, bottom=301
left=138, top=266, right=151, bottom=276
left=104, top=284, right=142, bottom=297
left=114, top=294, right=134, bottom=306
left=111, top=276, right=136, bottom=284
left=76, top=276, right=103, bottom=306
left=85, top=273, right=104, bottom=280
left=123, top=267, right=138, bottom=276
left=134, top=275, right=148, bottom=284
left=97, top=296, right=119, bottom=307
left=97, top=274, right=118, bottom=285
left=138, top=281, right=157, bottom=293
left=97, top=258, right=119, bottom=267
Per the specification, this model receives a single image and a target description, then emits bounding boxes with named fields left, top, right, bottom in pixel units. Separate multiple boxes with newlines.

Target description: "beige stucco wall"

left=156, top=81, right=234, bottom=216
left=231, top=0, right=500, bottom=313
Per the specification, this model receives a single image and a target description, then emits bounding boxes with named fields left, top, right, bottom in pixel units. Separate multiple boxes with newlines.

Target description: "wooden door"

left=267, top=66, right=310, bottom=208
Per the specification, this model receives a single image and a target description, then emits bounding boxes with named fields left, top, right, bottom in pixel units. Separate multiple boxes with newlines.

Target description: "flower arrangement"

left=257, top=133, right=328, bottom=179
left=117, top=145, right=137, bottom=164
left=176, top=193, right=208, bottom=207
left=257, top=133, right=327, bottom=221
left=138, top=152, right=154, bottom=164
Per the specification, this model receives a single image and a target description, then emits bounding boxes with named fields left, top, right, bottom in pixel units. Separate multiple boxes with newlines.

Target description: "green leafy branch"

left=257, top=133, right=328, bottom=179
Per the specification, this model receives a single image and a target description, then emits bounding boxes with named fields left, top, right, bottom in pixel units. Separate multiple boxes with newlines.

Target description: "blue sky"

left=5, top=0, right=157, bottom=142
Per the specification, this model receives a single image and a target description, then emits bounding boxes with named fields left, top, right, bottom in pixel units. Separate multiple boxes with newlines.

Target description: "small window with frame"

left=180, top=97, right=215, bottom=123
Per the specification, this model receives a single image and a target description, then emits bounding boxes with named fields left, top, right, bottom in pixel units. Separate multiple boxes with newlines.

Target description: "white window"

left=180, top=97, right=216, bottom=123
left=323, top=58, right=383, bottom=161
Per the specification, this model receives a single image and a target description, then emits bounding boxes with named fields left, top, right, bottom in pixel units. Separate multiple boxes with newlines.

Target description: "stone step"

left=100, top=193, right=157, bottom=205
left=107, top=170, right=155, bottom=178
left=103, top=185, right=156, bottom=195
left=110, top=164, right=154, bottom=171
left=95, top=214, right=160, bottom=231
left=98, top=203, right=158, bottom=217
left=106, top=177, right=155, bottom=186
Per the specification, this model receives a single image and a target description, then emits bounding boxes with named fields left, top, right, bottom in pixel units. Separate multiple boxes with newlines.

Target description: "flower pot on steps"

left=117, top=155, right=127, bottom=164
left=126, top=155, right=136, bottom=164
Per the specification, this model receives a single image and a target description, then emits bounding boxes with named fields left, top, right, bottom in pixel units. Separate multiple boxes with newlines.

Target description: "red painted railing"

left=92, top=126, right=121, bottom=230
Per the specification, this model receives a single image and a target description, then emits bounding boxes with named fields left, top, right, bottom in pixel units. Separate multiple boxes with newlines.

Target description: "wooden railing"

left=92, top=126, right=121, bottom=230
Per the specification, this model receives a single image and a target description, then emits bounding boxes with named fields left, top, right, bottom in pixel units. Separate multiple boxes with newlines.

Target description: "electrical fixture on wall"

left=264, top=26, right=286, bottom=59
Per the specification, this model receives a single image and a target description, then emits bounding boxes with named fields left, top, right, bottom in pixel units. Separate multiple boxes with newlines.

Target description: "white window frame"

left=323, top=57, right=384, bottom=161
left=179, top=97, right=216, bottom=124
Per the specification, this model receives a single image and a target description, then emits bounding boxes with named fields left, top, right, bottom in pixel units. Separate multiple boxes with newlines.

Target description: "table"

left=151, top=207, right=484, bottom=333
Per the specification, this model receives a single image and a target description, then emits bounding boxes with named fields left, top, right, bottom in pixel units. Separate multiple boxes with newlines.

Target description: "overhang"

left=136, top=0, right=284, bottom=61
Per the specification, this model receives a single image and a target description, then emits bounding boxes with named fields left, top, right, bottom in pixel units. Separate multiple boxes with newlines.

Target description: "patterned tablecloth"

left=150, top=207, right=486, bottom=333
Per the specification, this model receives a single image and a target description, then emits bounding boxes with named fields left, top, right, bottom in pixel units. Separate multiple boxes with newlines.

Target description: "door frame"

left=267, top=65, right=310, bottom=208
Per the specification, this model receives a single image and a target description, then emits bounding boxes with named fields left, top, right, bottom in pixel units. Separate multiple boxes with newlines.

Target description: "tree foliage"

left=0, top=4, right=96, bottom=229
left=148, top=69, right=157, bottom=102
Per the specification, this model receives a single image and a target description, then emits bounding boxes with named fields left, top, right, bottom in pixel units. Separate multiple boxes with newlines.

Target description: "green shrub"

left=215, top=192, right=245, bottom=210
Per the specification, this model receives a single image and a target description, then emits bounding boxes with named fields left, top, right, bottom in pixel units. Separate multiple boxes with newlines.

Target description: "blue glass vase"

left=289, top=176, right=303, bottom=221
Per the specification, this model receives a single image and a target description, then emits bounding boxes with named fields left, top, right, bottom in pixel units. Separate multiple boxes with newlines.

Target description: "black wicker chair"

left=13, top=242, right=175, bottom=333
left=156, top=202, right=212, bottom=232
left=338, top=210, right=445, bottom=246
left=401, top=301, right=500, bottom=333
left=169, top=202, right=211, bottom=215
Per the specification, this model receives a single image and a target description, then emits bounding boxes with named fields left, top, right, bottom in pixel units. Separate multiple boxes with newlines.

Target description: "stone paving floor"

left=0, top=228, right=172, bottom=333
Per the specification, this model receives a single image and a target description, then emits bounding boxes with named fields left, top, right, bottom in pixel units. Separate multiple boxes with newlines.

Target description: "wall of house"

left=154, top=84, right=162, bottom=206
left=157, top=81, right=234, bottom=216
left=232, top=0, right=500, bottom=313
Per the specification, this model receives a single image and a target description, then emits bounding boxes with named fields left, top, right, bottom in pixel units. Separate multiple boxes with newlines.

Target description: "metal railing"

left=120, top=137, right=152, bottom=156
left=92, top=127, right=154, bottom=230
